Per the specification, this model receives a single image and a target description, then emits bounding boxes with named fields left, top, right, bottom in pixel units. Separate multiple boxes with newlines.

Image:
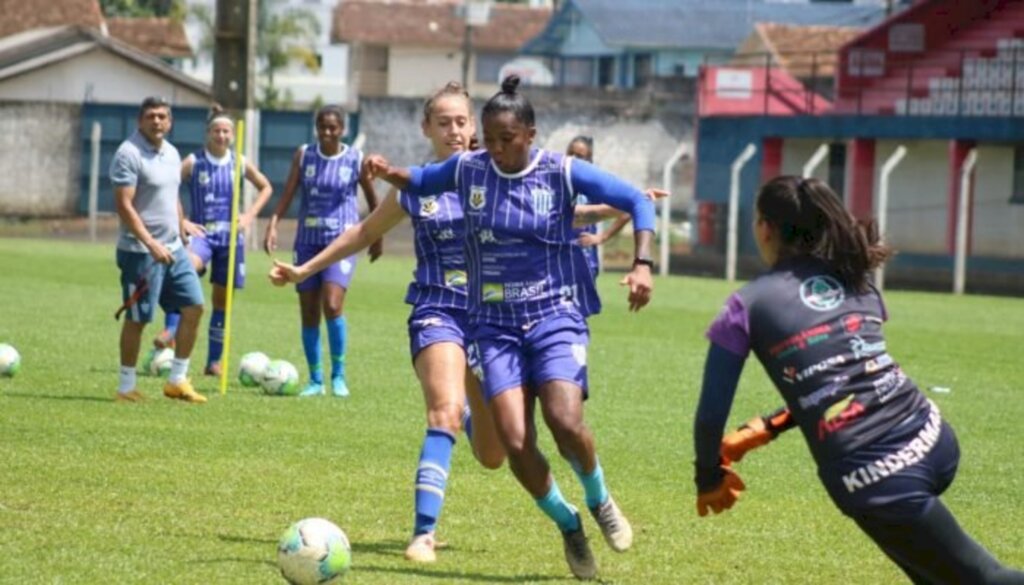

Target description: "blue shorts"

left=818, top=404, right=960, bottom=521
left=116, top=246, right=204, bottom=323
left=294, top=244, right=357, bottom=293
left=466, top=312, right=589, bottom=403
left=407, top=305, right=467, bottom=360
left=189, top=234, right=245, bottom=288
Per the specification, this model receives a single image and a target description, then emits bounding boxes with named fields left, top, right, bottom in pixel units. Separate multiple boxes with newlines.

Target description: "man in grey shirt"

left=111, top=97, right=206, bottom=403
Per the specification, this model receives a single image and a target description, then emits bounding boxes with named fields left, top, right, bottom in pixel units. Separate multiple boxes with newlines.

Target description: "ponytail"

left=757, top=176, right=892, bottom=291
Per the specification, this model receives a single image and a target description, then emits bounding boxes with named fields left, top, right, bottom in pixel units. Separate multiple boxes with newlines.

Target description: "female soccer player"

left=263, top=105, right=381, bottom=397
left=693, top=176, right=1024, bottom=584
left=153, top=106, right=274, bottom=375
left=268, top=82, right=505, bottom=563
left=363, top=75, right=656, bottom=580
left=565, top=136, right=631, bottom=280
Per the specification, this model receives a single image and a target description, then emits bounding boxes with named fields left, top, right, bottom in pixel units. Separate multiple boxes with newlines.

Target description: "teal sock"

left=301, top=326, right=323, bottom=385
left=326, top=316, right=346, bottom=381
left=573, top=459, right=609, bottom=509
left=534, top=480, right=580, bottom=533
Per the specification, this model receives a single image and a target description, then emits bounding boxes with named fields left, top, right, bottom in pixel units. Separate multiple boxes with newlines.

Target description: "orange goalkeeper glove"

left=696, top=463, right=746, bottom=517
left=720, top=407, right=794, bottom=462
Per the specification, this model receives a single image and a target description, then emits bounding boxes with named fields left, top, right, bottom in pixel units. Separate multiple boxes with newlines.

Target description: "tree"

left=99, top=0, right=187, bottom=19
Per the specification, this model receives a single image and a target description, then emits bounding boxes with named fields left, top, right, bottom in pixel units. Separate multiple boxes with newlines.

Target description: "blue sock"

left=572, top=458, right=610, bottom=509
left=413, top=428, right=455, bottom=535
left=165, top=311, right=181, bottom=336
left=301, top=326, right=323, bottom=385
left=535, top=480, right=580, bottom=533
left=461, top=405, right=473, bottom=441
left=326, top=316, right=346, bottom=381
left=207, top=309, right=225, bottom=366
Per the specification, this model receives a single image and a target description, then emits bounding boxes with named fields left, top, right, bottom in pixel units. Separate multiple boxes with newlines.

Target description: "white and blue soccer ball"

left=0, top=343, right=21, bottom=377
left=238, top=351, right=271, bottom=387
left=142, top=347, right=174, bottom=377
left=261, top=360, right=300, bottom=396
left=277, top=517, right=351, bottom=584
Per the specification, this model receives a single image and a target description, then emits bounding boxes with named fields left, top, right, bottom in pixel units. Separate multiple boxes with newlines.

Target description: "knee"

left=499, top=429, right=532, bottom=461
left=180, top=304, right=204, bottom=320
left=546, top=410, right=586, bottom=445
left=426, top=402, right=463, bottom=435
left=474, top=446, right=506, bottom=470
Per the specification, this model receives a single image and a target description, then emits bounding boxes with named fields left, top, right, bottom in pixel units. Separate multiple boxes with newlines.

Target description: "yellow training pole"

left=219, top=119, right=246, bottom=395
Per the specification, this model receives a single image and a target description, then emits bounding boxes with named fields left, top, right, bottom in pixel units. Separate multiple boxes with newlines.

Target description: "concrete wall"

left=873, top=140, right=950, bottom=254
left=0, top=102, right=81, bottom=216
left=970, top=143, right=1024, bottom=257
left=0, top=49, right=208, bottom=106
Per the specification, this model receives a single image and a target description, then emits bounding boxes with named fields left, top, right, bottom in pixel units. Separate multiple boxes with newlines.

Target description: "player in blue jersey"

left=693, top=176, right=1024, bottom=584
left=263, top=105, right=381, bottom=397
left=364, top=75, right=657, bottom=581
left=269, top=82, right=505, bottom=563
left=153, top=106, right=274, bottom=375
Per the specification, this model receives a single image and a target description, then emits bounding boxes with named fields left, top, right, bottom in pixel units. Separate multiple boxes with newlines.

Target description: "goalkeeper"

left=692, top=176, right=1024, bottom=584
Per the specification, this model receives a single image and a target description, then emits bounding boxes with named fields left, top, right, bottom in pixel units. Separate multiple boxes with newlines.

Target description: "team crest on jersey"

left=338, top=166, right=353, bottom=183
left=305, top=165, right=316, bottom=178
left=469, top=185, right=486, bottom=210
left=531, top=187, right=555, bottom=215
left=419, top=196, right=439, bottom=218
left=800, top=275, right=845, bottom=311
left=198, top=171, right=210, bottom=185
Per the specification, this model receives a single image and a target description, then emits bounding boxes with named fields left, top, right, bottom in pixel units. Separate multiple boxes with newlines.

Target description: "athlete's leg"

left=205, top=284, right=227, bottom=374
left=298, top=288, right=324, bottom=395
left=322, top=283, right=348, bottom=396
left=160, top=247, right=206, bottom=402
left=464, top=370, right=505, bottom=470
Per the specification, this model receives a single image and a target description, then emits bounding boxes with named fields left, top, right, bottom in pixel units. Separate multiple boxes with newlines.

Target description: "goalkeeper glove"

left=720, top=407, right=794, bottom=462
left=696, top=461, right=746, bottom=517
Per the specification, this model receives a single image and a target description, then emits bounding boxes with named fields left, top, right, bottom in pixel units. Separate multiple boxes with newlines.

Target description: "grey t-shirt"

left=110, top=130, right=183, bottom=253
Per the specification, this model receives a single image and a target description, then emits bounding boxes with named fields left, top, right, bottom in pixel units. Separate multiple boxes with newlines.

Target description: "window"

left=1012, top=145, right=1024, bottom=204
left=475, top=52, right=516, bottom=85
left=598, top=57, right=615, bottom=87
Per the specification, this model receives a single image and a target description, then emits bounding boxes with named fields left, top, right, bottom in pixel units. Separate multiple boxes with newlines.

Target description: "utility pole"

left=213, top=0, right=257, bottom=112
left=460, top=1, right=492, bottom=92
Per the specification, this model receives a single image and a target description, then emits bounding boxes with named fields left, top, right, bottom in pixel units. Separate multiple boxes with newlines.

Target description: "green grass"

left=0, top=237, right=1022, bottom=584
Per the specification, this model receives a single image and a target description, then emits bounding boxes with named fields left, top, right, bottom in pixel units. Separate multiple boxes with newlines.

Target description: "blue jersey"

left=188, top=150, right=238, bottom=247
left=398, top=189, right=468, bottom=310
left=573, top=193, right=600, bottom=276
left=296, top=143, right=363, bottom=247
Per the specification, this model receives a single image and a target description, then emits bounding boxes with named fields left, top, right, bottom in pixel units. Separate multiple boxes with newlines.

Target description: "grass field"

left=1, top=237, right=1023, bottom=584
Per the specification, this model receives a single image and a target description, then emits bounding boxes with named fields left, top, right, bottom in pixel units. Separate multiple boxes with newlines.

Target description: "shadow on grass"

left=355, top=564, right=572, bottom=583
left=351, top=538, right=406, bottom=558
left=217, top=533, right=278, bottom=546
left=1, top=392, right=111, bottom=403
left=190, top=557, right=277, bottom=568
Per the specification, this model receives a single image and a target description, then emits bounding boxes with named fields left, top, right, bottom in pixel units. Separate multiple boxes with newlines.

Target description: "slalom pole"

left=220, top=118, right=246, bottom=395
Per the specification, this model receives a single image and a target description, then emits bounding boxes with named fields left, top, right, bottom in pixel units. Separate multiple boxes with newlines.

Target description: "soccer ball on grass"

left=277, top=517, right=351, bottom=584
left=261, top=359, right=300, bottom=396
left=142, top=347, right=174, bottom=377
left=238, top=351, right=271, bottom=387
left=0, top=343, right=21, bottom=377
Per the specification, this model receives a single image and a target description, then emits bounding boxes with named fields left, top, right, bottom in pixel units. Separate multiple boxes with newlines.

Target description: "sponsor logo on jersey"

left=782, top=354, right=846, bottom=384
left=769, top=324, right=832, bottom=357
left=842, top=407, right=941, bottom=493
left=483, top=280, right=545, bottom=303
left=204, top=192, right=217, bottom=204
left=864, top=352, right=894, bottom=373
left=444, top=270, right=467, bottom=287
left=434, top=228, right=456, bottom=241
left=482, top=283, right=504, bottom=303
left=531, top=187, right=554, bottom=215
left=198, top=171, right=210, bottom=185
left=478, top=229, right=498, bottom=244
left=469, top=185, right=486, bottom=210
left=800, top=275, right=845, bottom=311
left=419, top=196, right=439, bottom=218
left=338, top=166, right=353, bottom=183
left=305, top=164, right=316, bottom=178
left=872, top=366, right=906, bottom=403
left=799, top=375, right=847, bottom=410
left=817, top=394, right=866, bottom=440
left=414, top=317, right=443, bottom=329
left=843, top=314, right=863, bottom=333
left=850, top=336, right=886, bottom=359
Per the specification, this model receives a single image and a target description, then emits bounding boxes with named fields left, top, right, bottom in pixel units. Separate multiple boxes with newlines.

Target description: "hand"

left=263, top=224, right=278, bottom=255
left=182, top=219, right=206, bottom=239
left=269, top=259, right=304, bottom=286
left=147, top=241, right=174, bottom=265
left=362, top=154, right=390, bottom=180
left=696, top=464, right=746, bottom=517
left=645, top=188, right=670, bottom=201
left=369, top=238, right=383, bottom=262
left=721, top=416, right=774, bottom=463
left=578, top=232, right=603, bottom=248
left=619, top=264, right=653, bottom=312
left=238, top=212, right=256, bottom=232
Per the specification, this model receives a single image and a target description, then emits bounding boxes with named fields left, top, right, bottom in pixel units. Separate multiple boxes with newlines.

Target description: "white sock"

left=118, top=366, right=136, bottom=393
left=168, top=358, right=189, bottom=384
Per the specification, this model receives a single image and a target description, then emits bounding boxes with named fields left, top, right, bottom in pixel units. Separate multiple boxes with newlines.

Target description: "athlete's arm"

left=264, top=146, right=302, bottom=254
left=693, top=343, right=748, bottom=516
left=363, top=153, right=460, bottom=195
left=270, top=188, right=406, bottom=286
left=573, top=204, right=626, bottom=228
left=358, top=166, right=383, bottom=262
left=581, top=214, right=632, bottom=248
left=241, top=161, right=273, bottom=231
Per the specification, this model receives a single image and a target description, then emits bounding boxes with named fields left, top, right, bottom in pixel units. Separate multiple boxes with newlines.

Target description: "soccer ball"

left=0, top=343, right=21, bottom=377
left=238, top=351, right=271, bottom=387
left=277, top=518, right=351, bottom=585
left=261, top=360, right=300, bottom=396
left=142, top=347, right=175, bottom=377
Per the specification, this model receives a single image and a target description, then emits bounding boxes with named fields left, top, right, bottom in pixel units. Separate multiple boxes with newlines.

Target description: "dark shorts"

left=818, top=403, right=960, bottom=521
left=189, top=234, right=245, bottom=288
left=466, top=312, right=589, bottom=403
left=117, top=246, right=204, bottom=323
left=407, top=305, right=468, bottom=360
left=294, top=244, right=357, bottom=293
